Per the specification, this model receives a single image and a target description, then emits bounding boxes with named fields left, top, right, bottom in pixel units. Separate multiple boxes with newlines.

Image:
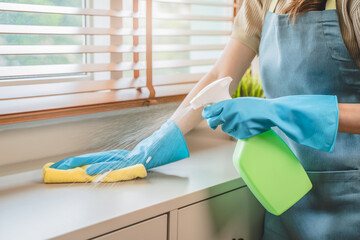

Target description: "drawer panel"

left=178, top=187, right=265, bottom=240
left=94, top=214, right=167, bottom=240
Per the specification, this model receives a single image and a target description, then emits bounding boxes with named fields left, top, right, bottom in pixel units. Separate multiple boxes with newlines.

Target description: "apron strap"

left=325, top=0, right=336, bottom=10
left=269, top=0, right=279, bottom=13
left=269, top=0, right=336, bottom=12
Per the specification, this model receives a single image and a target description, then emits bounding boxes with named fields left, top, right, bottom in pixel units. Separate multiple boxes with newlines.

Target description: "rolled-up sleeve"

left=231, top=0, right=281, bottom=54
left=231, top=0, right=265, bottom=54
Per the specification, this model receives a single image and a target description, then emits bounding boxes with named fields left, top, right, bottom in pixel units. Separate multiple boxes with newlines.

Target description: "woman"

left=51, top=0, right=360, bottom=238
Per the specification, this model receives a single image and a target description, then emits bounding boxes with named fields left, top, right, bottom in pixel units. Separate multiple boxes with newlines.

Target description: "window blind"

left=0, top=0, right=242, bottom=125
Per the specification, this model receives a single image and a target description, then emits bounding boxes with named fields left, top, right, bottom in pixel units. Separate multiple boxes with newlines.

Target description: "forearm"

left=338, top=103, right=360, bottom=134
left=170, top=39, right=256, bottom=135
left=169, top=71, right=217, bottom=135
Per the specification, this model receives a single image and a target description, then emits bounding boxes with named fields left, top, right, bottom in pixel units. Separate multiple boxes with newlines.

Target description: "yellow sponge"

left=42, top=163, right=147, bottom=183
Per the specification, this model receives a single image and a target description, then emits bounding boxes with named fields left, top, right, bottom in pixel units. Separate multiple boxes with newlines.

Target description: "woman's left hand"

left=202, top=97, right=274, bottom=139
left=202, top=95, right=339, bottom=152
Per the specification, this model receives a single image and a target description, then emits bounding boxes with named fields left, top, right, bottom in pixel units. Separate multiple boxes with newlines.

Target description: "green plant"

left=232, top=67, right=265, bottom=98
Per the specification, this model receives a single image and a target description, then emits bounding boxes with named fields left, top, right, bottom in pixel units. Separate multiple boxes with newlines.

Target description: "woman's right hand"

left=50, top=119, right=189, bottom=175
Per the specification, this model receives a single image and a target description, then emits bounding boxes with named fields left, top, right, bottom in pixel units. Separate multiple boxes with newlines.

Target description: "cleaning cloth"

left=42, top=162, right=147, bottom=183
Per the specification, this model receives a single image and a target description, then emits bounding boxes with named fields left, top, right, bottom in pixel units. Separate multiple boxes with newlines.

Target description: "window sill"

left=0, top=94, right=186, bottom=125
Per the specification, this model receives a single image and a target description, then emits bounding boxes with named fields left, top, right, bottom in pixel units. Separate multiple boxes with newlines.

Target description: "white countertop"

left=0, top=122, right=245, bottom=240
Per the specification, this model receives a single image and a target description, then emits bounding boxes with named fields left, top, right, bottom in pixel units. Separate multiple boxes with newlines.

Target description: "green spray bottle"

left=190, top=76, right=312, bottom=215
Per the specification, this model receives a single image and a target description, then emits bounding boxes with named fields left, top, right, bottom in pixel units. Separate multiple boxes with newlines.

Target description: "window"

left=0, top=0, right=242, bottom=125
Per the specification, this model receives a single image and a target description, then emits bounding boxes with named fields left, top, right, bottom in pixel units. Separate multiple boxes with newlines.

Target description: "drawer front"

left=178, top=187, right=265, bottom=240
left=94, top=214, right=167, bottom=240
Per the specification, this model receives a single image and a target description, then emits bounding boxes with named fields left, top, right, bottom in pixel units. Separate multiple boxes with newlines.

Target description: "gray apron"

left=258, top=0, right=360, bottom=239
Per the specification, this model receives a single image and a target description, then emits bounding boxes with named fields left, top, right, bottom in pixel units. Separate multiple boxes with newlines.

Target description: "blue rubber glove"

left=202, top=95, right=338, bottom=152
left=50, top=149, right=129, bottom=170
left=50, top=119, right=189, bottom=175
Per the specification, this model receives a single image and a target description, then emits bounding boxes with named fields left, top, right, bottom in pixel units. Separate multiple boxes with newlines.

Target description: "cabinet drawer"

left=94, top=214, right=167, bottom=240
left=178, top=187, right=265, bottom=240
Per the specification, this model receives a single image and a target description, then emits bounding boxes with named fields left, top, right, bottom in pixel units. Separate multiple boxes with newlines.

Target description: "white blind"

left=0, top=0, right=241, bottom=124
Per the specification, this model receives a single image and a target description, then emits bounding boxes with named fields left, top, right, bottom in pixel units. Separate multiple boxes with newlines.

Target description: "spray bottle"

left=190, top=76, right=312, bottom=215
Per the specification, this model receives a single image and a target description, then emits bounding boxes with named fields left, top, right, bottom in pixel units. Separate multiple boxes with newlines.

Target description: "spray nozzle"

left=190, top=76, right=233, bottom=110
